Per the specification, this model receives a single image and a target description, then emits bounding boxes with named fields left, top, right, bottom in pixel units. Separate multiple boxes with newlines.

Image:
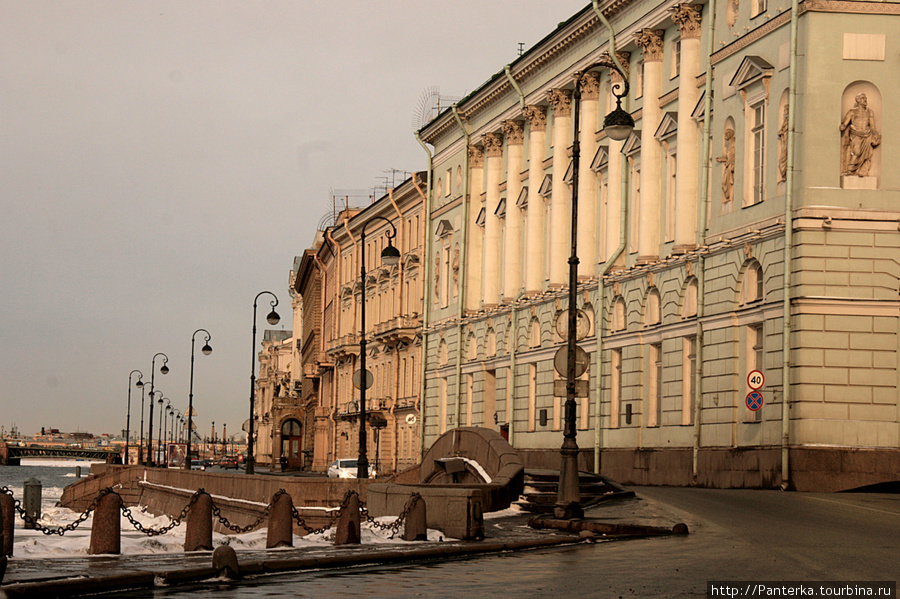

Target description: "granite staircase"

left=513, top=468, right=634, bottom=513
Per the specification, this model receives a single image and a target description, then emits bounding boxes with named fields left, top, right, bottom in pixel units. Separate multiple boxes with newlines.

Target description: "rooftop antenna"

left=518, top=42, right=525, bottom=56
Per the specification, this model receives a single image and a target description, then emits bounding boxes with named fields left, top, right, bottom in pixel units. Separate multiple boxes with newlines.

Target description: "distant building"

left=254, top=329, right=293, bottom=469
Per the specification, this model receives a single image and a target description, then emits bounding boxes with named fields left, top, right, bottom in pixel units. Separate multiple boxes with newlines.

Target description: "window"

left=740, top=261, right=764, bottom=305
left=683, top=278, right=698, bottom=318
left=611, top=349, right=622, bottom=428
left=751, top=0, right=767, bottom=17
left=630, top=163, right=641, bottom=254
left=445, top=168, right=452, bottom=196
left=750, top=101, right=766, bottom=205
left=682, top=336, right=696, bottom=425
left=530, top=318, right=541, bottom=348
left=648, top=343, right=663, bottom=427
left=646, top=288, right=661, bottom=326
left=635, top=60, right=644, bottom=99
left=466, top=373, right=474, bottom=426
left=671, top=38, right=681, bottom=79
left=666, top=153, right=677, bottom=242
left=614, top=297, right=627, bottom=331
left=527, top=364, right=537, bottom=432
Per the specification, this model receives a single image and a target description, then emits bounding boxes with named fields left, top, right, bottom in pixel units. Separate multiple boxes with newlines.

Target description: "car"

left=219, top=457, right=239, bottom=469
left=326, top=458, right=376, bottom=479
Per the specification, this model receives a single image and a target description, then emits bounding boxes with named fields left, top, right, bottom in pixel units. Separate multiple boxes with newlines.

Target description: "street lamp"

left=556, top=57, right=633, bottom=519
left=356, top=216, right=401, bottom=479
left=143, top=353, right=169, bottom=466
left=157, top=396, right=170, bottom=467
left=247, top=291, right=280, bottom=474
left=186, top=328, right=212, bottom=469
left=125, top=370, right=143, bottom=465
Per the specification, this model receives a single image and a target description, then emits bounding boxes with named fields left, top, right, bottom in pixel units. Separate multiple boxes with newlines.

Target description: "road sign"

left=554, top=379, right=589, bottom=398
left=353, top=369, right=374, bottom=390
left=747, top=370, right=765, bottom=390
left=746, top=391, right=764, bottom=411
left=553, top=345, right=590, bottom=378
left=554, top=309, right=591, bottom=341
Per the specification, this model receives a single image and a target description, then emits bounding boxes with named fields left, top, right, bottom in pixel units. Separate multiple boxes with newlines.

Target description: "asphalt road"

left=113, top=486, right=900, bottom=598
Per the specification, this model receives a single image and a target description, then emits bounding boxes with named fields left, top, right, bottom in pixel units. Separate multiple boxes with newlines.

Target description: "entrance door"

left=280, top=419, right=302, bottom=470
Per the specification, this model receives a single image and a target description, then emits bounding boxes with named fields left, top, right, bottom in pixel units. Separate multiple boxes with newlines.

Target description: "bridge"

left=0, top=441, right=118, bottom=465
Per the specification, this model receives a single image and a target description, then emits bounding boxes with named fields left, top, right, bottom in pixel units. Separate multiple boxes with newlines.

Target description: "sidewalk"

left=1, top=490, right=686, bottom=598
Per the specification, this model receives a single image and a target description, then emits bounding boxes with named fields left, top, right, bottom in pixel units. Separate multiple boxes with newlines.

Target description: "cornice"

left=711, top=8, right=792, bottom=65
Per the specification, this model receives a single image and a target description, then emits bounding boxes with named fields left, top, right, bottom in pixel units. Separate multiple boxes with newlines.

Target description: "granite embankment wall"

left=60, top=465, right=370, bottom=534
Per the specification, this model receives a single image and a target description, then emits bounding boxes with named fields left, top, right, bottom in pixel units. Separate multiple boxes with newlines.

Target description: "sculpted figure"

left=778, top=105, right=789, bottom=182
left=716, top=128, right=736, bottom=202
left=434, top=254, right=441, bottom=302
left=840, top=93, right=881, bottom=177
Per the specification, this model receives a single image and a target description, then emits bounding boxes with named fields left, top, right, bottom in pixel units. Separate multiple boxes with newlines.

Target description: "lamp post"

left=145, top=353, right=169, bottom=466
left=187, top=328, right=212, bottom=469
left=125, top=370, right=143, bottom=465
left=355, top=216, right=401, bottom=479
left=555, top=57, right=633, bottom=520
left=157, top=396, right=170, bottom=467
left=247, top=292, right=280, bottom=474
left=137, top=381, right=148, bottom=464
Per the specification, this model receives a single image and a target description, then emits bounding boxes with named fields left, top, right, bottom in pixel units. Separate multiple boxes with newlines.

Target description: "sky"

left=1, top=0, right=588, bottom=440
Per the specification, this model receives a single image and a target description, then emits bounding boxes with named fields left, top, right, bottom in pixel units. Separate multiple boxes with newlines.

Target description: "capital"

left=671, top=4, right=703, bottom=39
left=635, top=28, right=666, bottom=61
left=548, top=89, right=573, bottom=117
left=483, top=132, right=504, bottom=157
left=502, top=120, right=525, bottom=145
left=580, top=72, right=602, bottom=100
left=523, top=105, right=547, bottom=132
left=468, top=144, right=484, bottom=168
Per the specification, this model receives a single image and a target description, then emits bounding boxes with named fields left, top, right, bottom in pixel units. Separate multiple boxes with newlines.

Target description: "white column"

left=524, top=106, right=547, bottom=295
left=636, top=28, right=665, bottom=263
left=548, top=88, right=572, bottom=288
left=672, top=4, right=703, bottom=253
left=465, top=145, right=484, bottom=313
left=502, top=119, right=525, bottom=301
left=603, top=55, right=629, bottom=269
left=577, top=73, right=600, bottom=279
left=482, top=131, right=503, bottom=308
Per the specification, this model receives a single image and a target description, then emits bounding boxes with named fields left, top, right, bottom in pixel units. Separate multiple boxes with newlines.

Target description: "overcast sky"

left=1, top=0, right=588, bottom=440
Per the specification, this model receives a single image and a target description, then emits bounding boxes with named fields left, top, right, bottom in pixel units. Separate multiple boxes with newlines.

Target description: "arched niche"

left=840, top=81, right=882, bottom=188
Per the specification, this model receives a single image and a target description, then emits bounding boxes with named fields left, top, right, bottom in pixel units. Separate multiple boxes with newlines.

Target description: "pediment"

left=655, top=112, right=678, bottom=141
left=691, top=92, right=706, bottom=123
left=495, top=197, right=507, bottom=218
left=564, top=159, right=574, bottom=185
left=475, top=207, right=486, bottom=227
left=729, top=56, right=774, bottom=91
left=591, top=146, right=609, bottom=172
left=622, top=130, right=642, bottom=157
left=515, top=186, right=528, bottom=209
left=538, top=174, right=552, bottom=198
left=435, top=219, right=454, bottom=238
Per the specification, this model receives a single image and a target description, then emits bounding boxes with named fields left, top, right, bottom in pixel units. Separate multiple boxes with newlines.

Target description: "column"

left=482, top=132, right=503, bottom=308
left=577, top=73, right=600, bottom=279
left=603, top=53, right=630, bottom=269
left=672, top=4, right=703, bottom=253
left=524, top=105, right=547, bottom=295
left=635, top=28, right=665, bottom=263
left=548, top=88, right=572, bottom=288
left=465, top=145, right=484, bottom=313
left=503, top=119, right=525, bottom=301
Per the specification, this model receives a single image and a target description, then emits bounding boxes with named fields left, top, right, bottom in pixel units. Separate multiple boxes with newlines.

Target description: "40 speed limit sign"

left=747, top=370, right=764, bottom=390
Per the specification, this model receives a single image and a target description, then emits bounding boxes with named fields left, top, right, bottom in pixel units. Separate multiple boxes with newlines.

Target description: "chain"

left=1, top=485, right=105, bottom=536
left=288, top=489, right=352, bottom=536
left=360, top=492, right=421, bottom=538
left=121, top=488, right=204, bottom=537
left=211, top=495, right=269, bottom=534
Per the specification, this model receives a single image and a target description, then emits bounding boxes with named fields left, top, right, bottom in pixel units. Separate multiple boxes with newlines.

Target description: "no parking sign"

left=746, top=391, right=764, bottom=411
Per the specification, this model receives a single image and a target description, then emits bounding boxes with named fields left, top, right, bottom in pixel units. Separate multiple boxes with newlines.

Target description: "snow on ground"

left=11, top=504, right=450, bottom=558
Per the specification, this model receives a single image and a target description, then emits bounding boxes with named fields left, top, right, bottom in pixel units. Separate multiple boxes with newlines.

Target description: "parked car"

left=326, top=458, right=376, bottom=479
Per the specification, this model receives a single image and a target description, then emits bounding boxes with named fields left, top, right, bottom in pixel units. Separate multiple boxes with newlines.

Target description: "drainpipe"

left=591, top=0, right=631, bottom=475
left=782, top=0, right=800, bottom=491
left=452, top=105, right=471, bottom=437
left=388, top=188, right=405, bottom=316
left=692, top=0, right=717, bottom=485
left=504, top=65, right=526, bottom=110
left=414, top=136, right=434, bottom=461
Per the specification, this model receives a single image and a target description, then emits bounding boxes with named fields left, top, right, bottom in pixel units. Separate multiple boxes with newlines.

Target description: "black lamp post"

left=144, top=353, right=169, bottom=466
left=186, top=328, right=212, bottom=469
left=126, top=370, right=143, bottom=465
left=157, top=396, right=169, bottom=466
left=137, top=381, right=147, bottom=464
left=555, top=58, right=633, bottom=520
left=247, top=292, right=280, bottom=474
left=356, top=216, right=401, bottom=479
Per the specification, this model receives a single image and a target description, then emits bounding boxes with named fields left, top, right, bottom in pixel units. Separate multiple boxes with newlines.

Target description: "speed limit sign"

left=747, top=370, right=765, bottom=390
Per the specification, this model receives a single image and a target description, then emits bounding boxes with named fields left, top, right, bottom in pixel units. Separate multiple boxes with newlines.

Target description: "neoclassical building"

left=254, top=329, right=298, bottom=469
left=293, top=174, right=426, bottom=474
left=418, top=0, right=900, bottom=490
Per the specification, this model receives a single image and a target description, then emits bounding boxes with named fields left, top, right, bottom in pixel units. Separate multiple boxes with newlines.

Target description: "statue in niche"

left=840, top=93, right=881, bottom=177
left=434, top=253, right=441, bottom=303
left=778, top=105, right=789, bottom=183
left=452, top=246, right=460, bottom=294
left=717, top=128, right=736, bottom=203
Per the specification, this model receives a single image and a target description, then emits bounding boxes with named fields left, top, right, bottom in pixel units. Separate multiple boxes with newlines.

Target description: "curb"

left=0, top=533, right=583, bottom=598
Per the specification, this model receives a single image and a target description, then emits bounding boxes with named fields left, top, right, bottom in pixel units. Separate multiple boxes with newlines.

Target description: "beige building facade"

left=293, top=175, right=426, bottom=474
left=418, top=0, right=900, bottom=491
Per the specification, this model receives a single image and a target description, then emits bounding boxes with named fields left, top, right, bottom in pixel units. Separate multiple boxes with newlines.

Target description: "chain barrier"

left=121, top=488, right=204, bottom=537
left=361, top=492, right=421, bottom=538
left=210, top=497, right=269, bottom=534
left=1, top=484, right=104, bottom=536
left=288, top=488, right=351, bottom=535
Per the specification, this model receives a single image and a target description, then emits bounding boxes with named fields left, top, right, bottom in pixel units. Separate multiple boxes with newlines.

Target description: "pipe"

left=692, top=0, right=717, bottom=485
left=388, top=187, right=404, bottom=316
left=782, top=0, right=800, bottom=491
left=507, top=290, right=527, bottom=447
left=452, top=105, right=471, bottom=436
left=592, top=1, right=628, bottom=79
left=414, top=135, right=434, bottom=461
left=504, top=65, right=526, bottom=110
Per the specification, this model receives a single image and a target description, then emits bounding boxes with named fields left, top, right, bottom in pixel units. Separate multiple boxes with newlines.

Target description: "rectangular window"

left=527, top=364, right=537, bottom=432
left=671, top=38, right=681, bottom=79
left=666, top=153, right=676, bottom=242
left=635, top=60, right=644, bottom=99
left=751, top=101, right=766, bottom=205
left=611, top=349, right=622, bottom=428
left=466, top=373, right=474, bottom=426
left=442, top=246, right=451, bottom=308
left=752, top=0, right=767, bottom=17
left=648, top=343, right=662, bottom=427
left=439, top=378, right=448, bottom=434
left=629, top=163, right=640, bottom=254
left=445, top=168, right=452, bottom=196
left=682, top=336, right=696, bottom=425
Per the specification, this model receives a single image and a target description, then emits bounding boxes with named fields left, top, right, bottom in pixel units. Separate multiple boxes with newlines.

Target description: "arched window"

left=614, top=297, right=627, bottom=331
left=682, top=278, right=698, bottom=319
left=487, top=328, right=497, bottom=356
left=645, top=288, right=661, bottom=326
left=739, top=260, right=764, bottom=305
left=468, top=333, right=477, bottom=360
left=530, top=318, right=541, bottom=348
left=439, top=339, right=448, bottom=366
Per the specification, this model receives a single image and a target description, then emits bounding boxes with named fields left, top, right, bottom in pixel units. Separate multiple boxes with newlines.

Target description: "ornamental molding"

left=548, top=88, right=573, bottom=117
left=580, top=72, right=602, bottom=100
left=635, top=28, right=666, bottom=61
left=524, top=105, right=547, bottom=132
left=502, top=120, right=525, bottom=145
left=671, top=3, right=703, bottom=39
left=483, top=132, right=504, bottom=157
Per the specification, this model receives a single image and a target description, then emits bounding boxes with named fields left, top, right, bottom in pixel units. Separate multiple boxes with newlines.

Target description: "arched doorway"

left=281, top=419, right=302, bottom=471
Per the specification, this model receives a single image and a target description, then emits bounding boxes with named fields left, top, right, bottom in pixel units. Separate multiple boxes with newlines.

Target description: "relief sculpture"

left=717, top=128, right=736, bottom=203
